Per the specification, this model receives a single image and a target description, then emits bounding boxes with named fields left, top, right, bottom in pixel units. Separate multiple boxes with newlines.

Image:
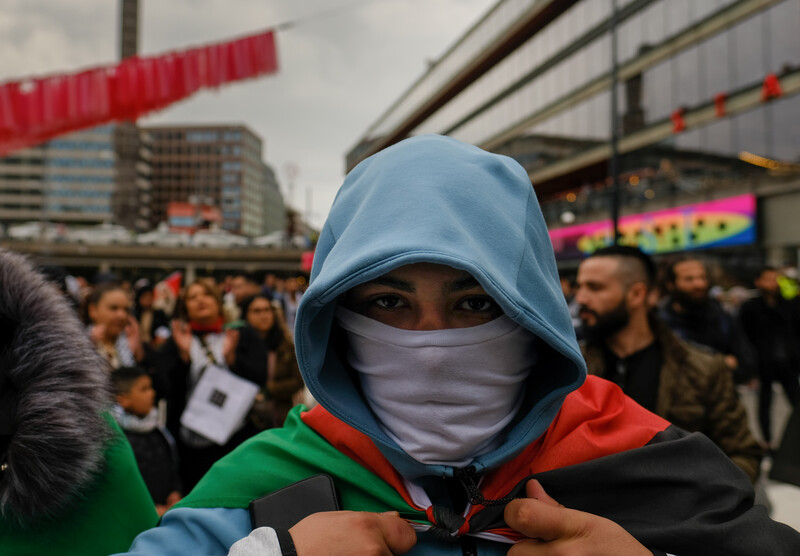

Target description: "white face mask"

left=335, top=307, right=538, bottom=467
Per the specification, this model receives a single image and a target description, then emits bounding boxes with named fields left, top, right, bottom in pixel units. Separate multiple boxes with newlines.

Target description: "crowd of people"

left=75, top=270, right=309, bottom=507
left=2, top=135, right=799, bottom=555
left=562, top=252, right=800, bottom=458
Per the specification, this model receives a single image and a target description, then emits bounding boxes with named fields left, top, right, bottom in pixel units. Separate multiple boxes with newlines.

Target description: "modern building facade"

left=144, top=124, right=285, bottom=236
left=262, top=162, right=287, bottom=235
left=0, top=123, right=152, bottom=231
left=347, top=0, right=800, bottom=276
left=0, top=125, right=119, bottom=226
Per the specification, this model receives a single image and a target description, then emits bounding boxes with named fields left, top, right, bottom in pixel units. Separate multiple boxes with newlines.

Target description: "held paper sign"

left=180, top=365, right=259, bottom=445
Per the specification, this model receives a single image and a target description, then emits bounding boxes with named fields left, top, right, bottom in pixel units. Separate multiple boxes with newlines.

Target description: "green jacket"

left=582, top=316, right=763, bottom=482
left=0, top=417, right=159, bottom=556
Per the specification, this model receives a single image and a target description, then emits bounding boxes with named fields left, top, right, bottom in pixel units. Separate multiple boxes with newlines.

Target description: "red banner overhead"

left=0, top=30, right=278, bottom=156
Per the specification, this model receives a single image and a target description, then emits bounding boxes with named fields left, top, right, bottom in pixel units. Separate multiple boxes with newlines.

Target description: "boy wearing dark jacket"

left=112, top=366, right=182, bottom=515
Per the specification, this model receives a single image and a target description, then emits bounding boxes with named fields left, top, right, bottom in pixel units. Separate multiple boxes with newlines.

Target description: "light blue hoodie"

left=296, top=134, right=586, bottom=479
left=120, top=135, right=587, bottom=555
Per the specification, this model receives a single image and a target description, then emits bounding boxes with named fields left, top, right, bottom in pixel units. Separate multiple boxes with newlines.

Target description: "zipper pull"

left=454, top=466, right=515, bottom=507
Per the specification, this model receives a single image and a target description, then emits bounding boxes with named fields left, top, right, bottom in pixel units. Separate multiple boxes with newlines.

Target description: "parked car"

left=72, top=223, right=132, bottom=245
left=251, top=231, right=309, bottom=249
left=250, top=231, right=286, bottom=248
left=192, top=228, right=249, bottom=248
left=135, top=225, right=191, bottom=247
left=289, top=234, right=311, bottom=249
left=7, top=221, right=70, bottom=242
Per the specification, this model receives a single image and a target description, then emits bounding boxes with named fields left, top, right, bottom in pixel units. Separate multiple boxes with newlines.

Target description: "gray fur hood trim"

left=0, top=249, right=111, bottom=524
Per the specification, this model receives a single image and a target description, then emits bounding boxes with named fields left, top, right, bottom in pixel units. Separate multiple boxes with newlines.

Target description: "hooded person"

left=0, top=249, right=159, bottom=555
left=120, top=136, right=800, bottom=555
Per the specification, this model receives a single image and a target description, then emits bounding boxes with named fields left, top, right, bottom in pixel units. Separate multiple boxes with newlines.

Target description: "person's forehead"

left=187, top=284, right=211, bottom=295
left=578, top=256, right=620, bottom=281
left=102, top=290, right=128, bottom=303
left=365, top=263, right=480, bottom=289
left=674, top=260, right=705, bottom=277
left=348, top=262, right=482, bottom=295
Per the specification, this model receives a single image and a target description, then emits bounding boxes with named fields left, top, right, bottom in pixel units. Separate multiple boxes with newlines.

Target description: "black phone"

left=248, top=474, right=341, bottom=530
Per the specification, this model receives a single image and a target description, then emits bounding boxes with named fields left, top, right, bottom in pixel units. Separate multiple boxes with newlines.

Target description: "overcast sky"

left=0, top=0, right=496, bottom=228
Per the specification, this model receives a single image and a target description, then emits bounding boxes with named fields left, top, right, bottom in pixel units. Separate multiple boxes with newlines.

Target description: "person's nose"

left=412, top=306, right=450, bottom=331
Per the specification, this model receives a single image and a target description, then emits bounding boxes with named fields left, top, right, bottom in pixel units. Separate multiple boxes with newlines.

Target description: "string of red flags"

left=713, top=92, right=727, bottom=118
left=0, top=29, right=278, bottom=157
left=670, top=107, right=687, bottom=133
left=670, top=72, right=786, bottom=135
left=761, top=72, right=783, bottom=101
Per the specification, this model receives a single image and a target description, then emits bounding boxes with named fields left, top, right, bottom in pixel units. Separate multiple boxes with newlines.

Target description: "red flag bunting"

left=761, top=73, right=783, bottom=101
left=670, top=107, right=687, bottom=133
left=713, top=92, right=727, bottom=118
left=0, top=29, right=278, bottom=157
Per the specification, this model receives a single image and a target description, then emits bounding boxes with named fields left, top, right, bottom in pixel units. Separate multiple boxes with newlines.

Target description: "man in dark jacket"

left=576, top=246, right=762, bottom=482
left=739, top=266, right=800, bottom=447
left=658, top=256, right=756, bottom=384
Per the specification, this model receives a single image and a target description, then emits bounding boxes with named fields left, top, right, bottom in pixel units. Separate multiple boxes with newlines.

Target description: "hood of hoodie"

left=0, top=249, right=111, bottom=525
left=295, top=135, right=586, bottom=479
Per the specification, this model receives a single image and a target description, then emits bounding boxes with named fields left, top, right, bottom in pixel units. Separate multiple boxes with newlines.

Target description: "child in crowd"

left=112, top=366, right=182, bottom=516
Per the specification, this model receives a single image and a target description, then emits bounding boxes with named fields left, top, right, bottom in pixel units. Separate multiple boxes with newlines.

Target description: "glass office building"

left=347, top=0, right=800, bottom=273
left=145, top=124, right=285, bottom=237
left=0, top=125, right=117, bottom=226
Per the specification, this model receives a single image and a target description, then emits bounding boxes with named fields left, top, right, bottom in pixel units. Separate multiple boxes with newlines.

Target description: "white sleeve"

left=227, top=527, right=282, bottom=556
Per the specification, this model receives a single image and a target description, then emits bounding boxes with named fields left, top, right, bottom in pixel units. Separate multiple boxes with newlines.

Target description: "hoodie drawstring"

left=453, top=466, right=517, bottom=507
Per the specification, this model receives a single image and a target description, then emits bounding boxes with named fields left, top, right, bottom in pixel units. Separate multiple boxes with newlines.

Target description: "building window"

left=186, top=131, right=220, bottom=143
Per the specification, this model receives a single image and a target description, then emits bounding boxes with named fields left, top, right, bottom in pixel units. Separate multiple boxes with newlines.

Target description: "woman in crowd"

left=240, top=294, right=304, bottom=427
left=84, top=282, right=146, bottom=371
left=134, top=281, right=171, bottom=349
left=276, top=276, right=303, bottom=335
left=156, top=279, right=267, bottom=491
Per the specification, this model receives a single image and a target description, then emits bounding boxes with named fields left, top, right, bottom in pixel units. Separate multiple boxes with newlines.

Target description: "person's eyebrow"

left=447, top=276, right=482, bottom=293
left=360, top=275, right=415, bottom=293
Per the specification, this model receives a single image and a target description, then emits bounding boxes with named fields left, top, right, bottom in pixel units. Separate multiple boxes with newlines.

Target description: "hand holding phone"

left=249, top=474, right=341, bottom=530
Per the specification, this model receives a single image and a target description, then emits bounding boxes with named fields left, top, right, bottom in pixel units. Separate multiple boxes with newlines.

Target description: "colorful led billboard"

left=549, top=194, right=756, bottom=259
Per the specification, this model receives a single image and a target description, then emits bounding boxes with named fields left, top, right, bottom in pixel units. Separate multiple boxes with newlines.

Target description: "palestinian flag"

left=177, top=376, right=800, bottom=554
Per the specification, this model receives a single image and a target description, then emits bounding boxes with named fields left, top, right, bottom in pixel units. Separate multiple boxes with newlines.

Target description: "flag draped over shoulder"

left=0, top=29, right=278, bottom=156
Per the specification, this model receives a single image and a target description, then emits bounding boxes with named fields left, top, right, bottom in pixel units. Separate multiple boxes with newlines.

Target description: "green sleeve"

left=176, top=406, right=425, bottom=522
left=0, top=414, right=159, bottom=556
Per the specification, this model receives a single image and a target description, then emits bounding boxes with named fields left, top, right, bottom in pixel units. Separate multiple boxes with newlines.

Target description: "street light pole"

left=609, top=0, right=620, bottom=245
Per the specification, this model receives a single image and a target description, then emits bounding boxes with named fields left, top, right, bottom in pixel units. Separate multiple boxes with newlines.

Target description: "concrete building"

left=113, top=0, right=152, bottom=231
left=347, top=0, right=800, bottom=277
left=262, top=162, right=287, bottom=235
left=144, top=124, right=285, bottom=236
left=0, top=125, right=119, bottom=226
left=0, top=124, right=152, bottom=231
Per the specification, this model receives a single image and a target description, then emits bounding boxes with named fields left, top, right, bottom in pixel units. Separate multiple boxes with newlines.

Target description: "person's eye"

left=458, top=296, right=500, bottom=314
left=371, top=295, right=405, bottom=309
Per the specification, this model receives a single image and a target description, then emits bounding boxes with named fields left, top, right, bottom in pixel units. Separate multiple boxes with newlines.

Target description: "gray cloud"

left=0, top=0, right=495, bottom=227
